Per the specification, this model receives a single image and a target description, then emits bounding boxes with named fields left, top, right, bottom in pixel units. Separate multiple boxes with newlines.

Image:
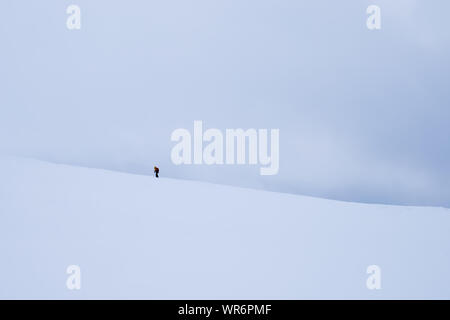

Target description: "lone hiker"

left=154, top=166, right=159, bottom=178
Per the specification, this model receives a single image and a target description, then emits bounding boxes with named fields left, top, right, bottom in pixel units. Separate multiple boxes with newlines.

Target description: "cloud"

left=0, top=0, right=449, bottom=207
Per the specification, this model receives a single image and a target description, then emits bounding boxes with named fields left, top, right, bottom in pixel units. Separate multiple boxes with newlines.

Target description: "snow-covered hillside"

left=0, top=156, right=449, bottom=299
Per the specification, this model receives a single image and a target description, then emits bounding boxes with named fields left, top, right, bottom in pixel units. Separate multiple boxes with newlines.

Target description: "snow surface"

left=0, top=156, right=449, bottom=299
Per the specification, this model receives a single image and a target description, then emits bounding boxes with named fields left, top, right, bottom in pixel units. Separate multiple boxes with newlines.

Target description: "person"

left=154, top=166, right=159, bottom=178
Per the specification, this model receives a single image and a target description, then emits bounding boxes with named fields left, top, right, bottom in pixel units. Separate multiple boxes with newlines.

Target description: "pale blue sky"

left=1, top=0, right=449, bottom=207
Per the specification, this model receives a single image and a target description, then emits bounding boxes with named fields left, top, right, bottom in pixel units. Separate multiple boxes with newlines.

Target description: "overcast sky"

left=1, top=0, right=449, bottom=207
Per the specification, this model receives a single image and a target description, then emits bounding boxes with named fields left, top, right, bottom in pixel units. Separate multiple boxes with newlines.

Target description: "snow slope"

left=0, top=156, right=449, bottom=299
